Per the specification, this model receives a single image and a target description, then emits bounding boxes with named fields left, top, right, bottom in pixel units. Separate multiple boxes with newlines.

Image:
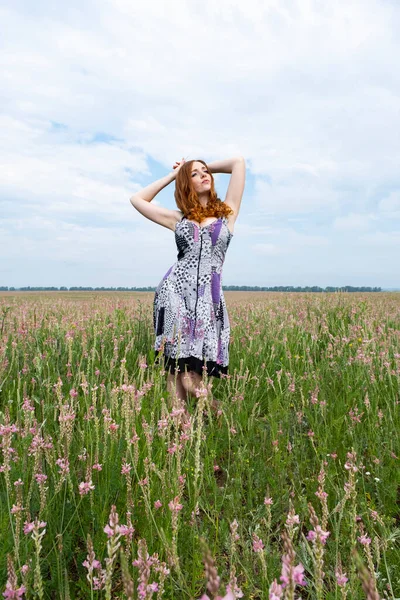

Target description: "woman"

left=130, top=156, right=246, bottom=406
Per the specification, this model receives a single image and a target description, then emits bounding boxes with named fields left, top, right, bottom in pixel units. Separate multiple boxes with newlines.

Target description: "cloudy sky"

left=1, top=0, right=400, bottom=289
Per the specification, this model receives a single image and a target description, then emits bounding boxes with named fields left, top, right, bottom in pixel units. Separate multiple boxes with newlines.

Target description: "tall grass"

left=0, top=292, right=399, bottom=599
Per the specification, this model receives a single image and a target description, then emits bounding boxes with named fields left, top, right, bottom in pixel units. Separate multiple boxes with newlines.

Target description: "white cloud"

left=378, top=190, right=400, bottom=217
left=333, top=212, right=377, bottom=231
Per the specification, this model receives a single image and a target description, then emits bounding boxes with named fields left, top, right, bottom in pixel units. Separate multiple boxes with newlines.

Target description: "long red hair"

left=174, top=159, right=233, bottom=223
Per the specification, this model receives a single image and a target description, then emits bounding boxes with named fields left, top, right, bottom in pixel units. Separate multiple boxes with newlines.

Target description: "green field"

left=0, top=291, right=399, bottom=599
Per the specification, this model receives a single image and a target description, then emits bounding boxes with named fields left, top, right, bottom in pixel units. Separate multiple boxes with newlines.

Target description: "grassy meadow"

left=0, top=291, right=399, bottom=599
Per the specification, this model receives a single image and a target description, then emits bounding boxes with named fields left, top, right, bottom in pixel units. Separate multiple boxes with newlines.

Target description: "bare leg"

left=179, top=371, right=220, bottom=413
left=180, top=370, right=203, bottom=397
left=167, top=372, right=187, bottom=403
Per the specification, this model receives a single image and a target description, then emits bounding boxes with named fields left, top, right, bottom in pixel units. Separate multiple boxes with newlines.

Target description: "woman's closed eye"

left=192, top=170, right=209, bottom=178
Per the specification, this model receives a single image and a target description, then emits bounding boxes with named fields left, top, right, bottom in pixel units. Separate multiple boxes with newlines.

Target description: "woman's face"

left=190, top=161, right=211, bottom=195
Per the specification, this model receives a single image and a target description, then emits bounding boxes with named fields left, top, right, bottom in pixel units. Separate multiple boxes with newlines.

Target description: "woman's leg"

left=179, top=371, right=219, bottom=410
left=180, top=370, right=203, bottom=397
left=167, top=372, right=187, bottom=403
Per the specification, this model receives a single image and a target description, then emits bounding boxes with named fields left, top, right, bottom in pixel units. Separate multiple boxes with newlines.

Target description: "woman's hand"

left=171, top=158, right=186, bottom=178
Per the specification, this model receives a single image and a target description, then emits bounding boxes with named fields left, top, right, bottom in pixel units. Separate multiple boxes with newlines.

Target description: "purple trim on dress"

left=217, top=339, right=222, bottom=364
left=193, top=225, right=199, bottom=242
left=198, top=284, right=205, bottom=297
left=210, top=219, right=223, bottom=246
left=190, top=318, right=196, bottom=341
left=163, top=266, right=173, bottom=280
left=211, top=272, right=221, bottom=304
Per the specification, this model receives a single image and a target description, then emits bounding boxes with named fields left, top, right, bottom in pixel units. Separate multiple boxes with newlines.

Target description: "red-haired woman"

left=130, top=157, right=246, bottom=407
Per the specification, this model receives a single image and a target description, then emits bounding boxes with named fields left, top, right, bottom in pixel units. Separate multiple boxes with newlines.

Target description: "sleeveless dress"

left=153, top=216, right=233, bottom=378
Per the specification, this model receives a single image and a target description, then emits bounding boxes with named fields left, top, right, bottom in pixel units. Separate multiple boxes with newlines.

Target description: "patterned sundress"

left=153, top=215, right=233, bottom=378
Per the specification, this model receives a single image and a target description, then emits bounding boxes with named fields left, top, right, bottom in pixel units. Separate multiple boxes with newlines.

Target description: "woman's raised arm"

left=208, top=156, right=246, bottom=217
left=129, top=160, right=185, bottom=231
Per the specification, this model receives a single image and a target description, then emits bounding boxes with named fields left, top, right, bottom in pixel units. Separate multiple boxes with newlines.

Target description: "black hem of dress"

left=155, top=351, right=228, bottom=379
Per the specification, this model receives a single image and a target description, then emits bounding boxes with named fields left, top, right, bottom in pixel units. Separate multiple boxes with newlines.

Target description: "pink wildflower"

left=154, top=500, right=162, bottom=509
left=118, top=525, right=135, bottom=538
left=168, top=497, right=183, bottom=512
left=264, top=497, right=273, bottom=505
left=35, top=473, right=47, bottom=484
left=23, top=520, right=46, bottom=535
left=252, top=533, right=264, bottom=553
left=10, top=505, right=24, bottom=515
left=2, top=583, right=26, bottom=599
left=293, top=564, right=306, bottom=585
left=306, top=526, right=330, bottom=545
left=269, top=579, right=283, bottom=599
left=78, top=480, right=95, bottom=496
left=121, top=463, right=131, bottom=475
left=358, top=535, right=371, bottom=545
left=280, top=556, right=306, bottom=588
left=285, top=513, right=300, bottom=527
left=335, top=571, right=349, bottom=586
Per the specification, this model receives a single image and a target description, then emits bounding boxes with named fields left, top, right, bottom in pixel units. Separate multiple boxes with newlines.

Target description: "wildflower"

left=280, top=558, right=306, bottom=587
left=294, top=563, right=306, bottom=585
left=118, top=525, right=135, bottom=538
left=157, top=418, right=168, bottom=431
left=3, top=582, right=26, bottom=599
left=10, top=505, right=24, bottom=515
left=269, top=579, right=283, bottom=599
left=121, top=463, right=132, bottom=475
left=170, top=408, right=185, bottom=418
left=168, top=497, right=183, bottom=513
left=138, top=356, right=147, bottom=369
left=55, top=458, right=70, bottom=475
left=78, top=480, right=95, bottom=496
left=285, top=512, right=300, bottom=527
left=252, top=533, right=264, bottom=553
left=230, top=519, right=240, bottom=542
left=358, top=535, right=372, bottom=545
left=23, top=520, right=46, bottom=535
left=35, top=474, right=47, bottom=484
left=335, top=570, right=349, bottom=586
left=92, top=463, right=102, bottom=471
left=264, top=497, right=273, bottom=505
left=306, top=526, right=330, bottom=545
left=154, top=500, right=162, bottom=509
left=83, top=557, right=101, bottom=570
left=315, top=489, right=328, bottom=501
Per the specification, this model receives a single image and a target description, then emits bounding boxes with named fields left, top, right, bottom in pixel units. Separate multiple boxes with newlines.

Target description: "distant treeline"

left=0, top=285, right=383, bottom=292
